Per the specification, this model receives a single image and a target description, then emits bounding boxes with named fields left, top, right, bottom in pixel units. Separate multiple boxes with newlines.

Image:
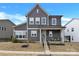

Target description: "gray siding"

left=28, top=9, right=47, bottom=17
left=0, top=20, right=15, bottom=39
left=27, top=4, right=48, bottom=28
left=27, top=4, right=62, bottom=29
left=28, top=29, right=40, bottom=41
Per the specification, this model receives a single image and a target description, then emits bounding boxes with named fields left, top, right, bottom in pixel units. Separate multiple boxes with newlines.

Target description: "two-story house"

left=13, top=4, right=65, bottom=43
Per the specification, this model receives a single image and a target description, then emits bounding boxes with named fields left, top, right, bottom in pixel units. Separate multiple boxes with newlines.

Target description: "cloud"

left=0, top=12, right=26, bottom=25
left=61, top=17, right=71, bottom=26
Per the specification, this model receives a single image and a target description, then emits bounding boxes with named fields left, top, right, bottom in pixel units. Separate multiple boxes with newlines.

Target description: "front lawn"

left=50, top=42, right=79, bottom=52
left=0, top=42, right=44, bottom=52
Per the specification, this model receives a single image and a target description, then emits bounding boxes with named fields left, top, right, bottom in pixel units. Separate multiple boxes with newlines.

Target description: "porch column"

left=13, top=29, right=15, bottom=38
left=61, top=29, right=64, bottom=43
left=40, top=29, right=41, bottom=43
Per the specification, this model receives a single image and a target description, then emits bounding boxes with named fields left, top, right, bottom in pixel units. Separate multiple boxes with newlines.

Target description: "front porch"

left=40, top=28, right=64, bottom=43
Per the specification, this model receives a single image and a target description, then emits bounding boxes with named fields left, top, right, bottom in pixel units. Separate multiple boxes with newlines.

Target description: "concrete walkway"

left=43, top=37, right=50, bottom=55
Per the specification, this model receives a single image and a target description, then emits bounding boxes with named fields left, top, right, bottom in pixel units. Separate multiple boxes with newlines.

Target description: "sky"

left=0, top=3, right=79, bottom=26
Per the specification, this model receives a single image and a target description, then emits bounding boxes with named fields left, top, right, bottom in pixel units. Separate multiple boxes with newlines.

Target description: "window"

left=19, top=35, right=22, bottom=38
left=15, top=31, right=27, bottom=39
left=72, top=28, right=74, bottom=32
left=35, top=17, right=40, bottom=25
left=49, top=31, right=53, bottom=37
left=37, top=9, right=39, bottom=13
left=41, top=17, right=46, bottom=25
left=23, top=35, right=26, bottom=38
left=29, top=17, right=34, bottom=25
left=0, top=26, right=4, bottom=31
left=52, top=18, right=57, bottom=25
left=31, top=30, right=37, bottom=37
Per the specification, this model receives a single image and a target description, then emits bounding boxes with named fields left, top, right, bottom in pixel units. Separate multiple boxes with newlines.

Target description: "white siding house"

left=64, top=18, right=79, bottom=42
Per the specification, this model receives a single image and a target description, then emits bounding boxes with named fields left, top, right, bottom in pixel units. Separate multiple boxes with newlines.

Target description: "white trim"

left=29, top=17, right=34, bottom=25
left=61, top=29, right=64, bottom=43
left=52, top=18, right=57, bottom=25
left=31, top=30, right=37, bottom=37
left=14, top=30, right=27, bottom=39
left=47, top=16, right=49, bottom=25
left=28, top=28, right=63, bottom=30
left=27, top=17, right=28, bottom=40
left=40, top=29, right=41, bottom=43
left=35, top=17, right=40, bottom=25
left=41, top=17, right=46, bottom=25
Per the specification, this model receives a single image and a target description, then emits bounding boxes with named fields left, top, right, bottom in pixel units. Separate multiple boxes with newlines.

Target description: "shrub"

left=12, top=37, right=18, bottom=43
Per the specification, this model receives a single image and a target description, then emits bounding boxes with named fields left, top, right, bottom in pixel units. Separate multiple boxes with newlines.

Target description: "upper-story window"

left=35, top=17, right=40, bottom=25
left=29, top=17, right=34, bottom=25
left=37, top=9, right=39, bottom=13
left=41, top=17, right=46, bottom=25
left=52, top=18, right=57, bottom=25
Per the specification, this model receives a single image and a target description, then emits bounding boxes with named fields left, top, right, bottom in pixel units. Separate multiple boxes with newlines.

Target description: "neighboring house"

left=64, top=18, right=79, bottom=42
left=0, top=19, right=15, bottom=41
left=13, top=4, right=65, bottom=43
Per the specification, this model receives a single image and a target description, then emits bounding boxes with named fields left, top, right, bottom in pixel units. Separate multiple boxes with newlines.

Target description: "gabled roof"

left=26, top=4, right=48, bottom=16
left=64, top=18, right=79, bottom=26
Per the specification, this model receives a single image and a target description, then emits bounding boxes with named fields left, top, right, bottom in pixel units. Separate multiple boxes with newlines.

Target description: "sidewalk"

left=0, top=50, right=79, bottom=56
left=0, top=50, right=45, bottom=54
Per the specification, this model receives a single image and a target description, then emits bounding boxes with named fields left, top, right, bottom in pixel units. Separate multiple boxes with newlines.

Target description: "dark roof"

left=49, top=15, right=63, bottom=17
left=26, top=4, right=48, bottom=16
